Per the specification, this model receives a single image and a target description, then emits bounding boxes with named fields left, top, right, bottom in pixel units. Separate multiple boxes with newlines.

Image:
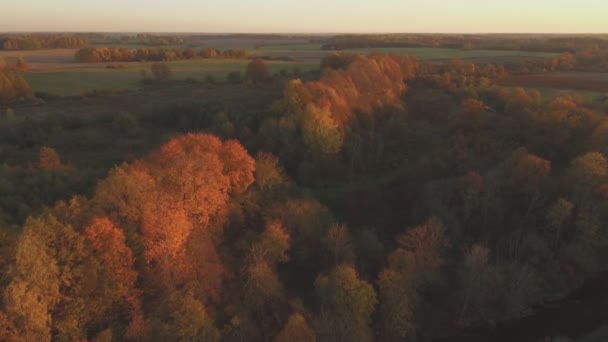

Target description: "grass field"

left=0, top=44, right=580, bottom=96
left=23, top=59, right=319, bottom=95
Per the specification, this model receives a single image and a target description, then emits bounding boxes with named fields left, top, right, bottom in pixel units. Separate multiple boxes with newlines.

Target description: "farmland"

left=22, top=59, right=318, bottom=95
left=0, top=42, right=568, bottom=96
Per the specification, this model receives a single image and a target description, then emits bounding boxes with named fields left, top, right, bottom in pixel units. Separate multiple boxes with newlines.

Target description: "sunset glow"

left=1, top=0, right=607, bottom=33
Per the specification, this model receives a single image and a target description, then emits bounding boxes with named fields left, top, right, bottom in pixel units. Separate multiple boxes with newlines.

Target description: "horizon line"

left=1, top=31, right=608, bottom=36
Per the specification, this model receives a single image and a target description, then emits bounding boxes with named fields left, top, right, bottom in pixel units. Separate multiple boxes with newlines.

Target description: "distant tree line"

left=74, top=46, right=249, bottom=63
left=322, top=34, right=608, bottom=53
left=0, top=34, right=87, bottom=50
left=121, top=34, right=185, bottom=46
left=85, top=34, right=186, bottom=46
left=506, top=49, right=608, bottom=73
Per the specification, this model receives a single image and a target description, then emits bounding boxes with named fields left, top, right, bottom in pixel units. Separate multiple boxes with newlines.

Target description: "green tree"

left=315, top=265, right=377, bottom=342
left=246, top=58, right=270, bottom=84
left=322, top=224, right=354, bottom=267
left=377, top=218, right=448, bottom=341
left=545, top=198, right=574, bottom=246
left=302, top=105, right=344, bottom=155
left=150, top=62, right=172, bottom=82
left=112, top=110, right=138, bottom=136
left=458, top=244, right=502, bottom=326
left=227, top=71, right=243, bottom=84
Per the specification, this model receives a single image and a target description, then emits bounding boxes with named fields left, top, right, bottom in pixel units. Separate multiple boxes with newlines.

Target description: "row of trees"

left=322, top=34, right=608, bottom=53
left=74, top=46, right=249, bottom=63
left=506, top=50, right=608, bottom=74
left=0, top=34, right=87, bottom=50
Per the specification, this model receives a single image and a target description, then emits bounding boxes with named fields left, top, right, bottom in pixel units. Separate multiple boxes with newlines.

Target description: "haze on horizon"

left=1, top=0, right=607, bottom=34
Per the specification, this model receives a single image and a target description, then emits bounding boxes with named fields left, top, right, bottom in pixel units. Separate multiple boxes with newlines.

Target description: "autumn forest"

left=0, top=30, right=608, bottom=342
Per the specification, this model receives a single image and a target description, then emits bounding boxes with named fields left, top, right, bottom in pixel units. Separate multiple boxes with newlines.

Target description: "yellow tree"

left=315, top=265, right=377, bottom=342
left=4, top=213, right=99, bottom=341
left=302, top=105, right=344, bottom=155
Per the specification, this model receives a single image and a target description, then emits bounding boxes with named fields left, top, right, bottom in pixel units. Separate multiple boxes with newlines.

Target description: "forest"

left=0, top=33, right=607, bottom=342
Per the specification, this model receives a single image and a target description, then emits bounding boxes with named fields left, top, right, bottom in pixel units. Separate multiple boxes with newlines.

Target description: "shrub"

left=113, top=110, right=138, bottom=136
left=204, top=74, right=216, bottom=84
left=246, top=58, right=269, bottom=84
left=150, top=63, right=172, bottom=83
left=227, top=71, right=243, bottom=84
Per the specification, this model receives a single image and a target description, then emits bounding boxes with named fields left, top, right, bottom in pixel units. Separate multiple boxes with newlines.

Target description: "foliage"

left=150, top=63, right=172, bottom=83
left=1, top=44, right=608, bottom=341
left=246, top=58, right=270, bottom=83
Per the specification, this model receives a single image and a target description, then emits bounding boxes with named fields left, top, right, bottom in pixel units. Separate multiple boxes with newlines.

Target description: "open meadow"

left=21, top=59, right=319, bottom=95
left=0, top=41, right=569, bottom=96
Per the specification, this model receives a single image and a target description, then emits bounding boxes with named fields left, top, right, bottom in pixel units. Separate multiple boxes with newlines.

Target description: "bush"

left=4, top=108, right=15, bottom=120
left=246, top=58, right=270, bottom=84
left=38, top=146, right=63, bottom=170
left=227, top=71, right=243, bottom=84
left=150, top=63, right=172, bottom=83
left=113, top=110, right=138, bottom=136
left=204, top=74, right=216, bottom=84
left=34, top=91, right=60, bottom=101
left=321, top=52, right=356, bottom=70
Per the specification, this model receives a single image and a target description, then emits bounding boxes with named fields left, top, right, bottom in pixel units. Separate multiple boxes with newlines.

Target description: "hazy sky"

left=1, top=0, right=607, bottom=33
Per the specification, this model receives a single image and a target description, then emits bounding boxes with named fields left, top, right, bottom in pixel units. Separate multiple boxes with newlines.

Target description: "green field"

left=16, top=45, right=564, bottom=96
left=24, top=59, right=319, bottom=96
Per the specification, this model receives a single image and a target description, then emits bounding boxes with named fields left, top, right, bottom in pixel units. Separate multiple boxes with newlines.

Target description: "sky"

left=0, top=0, right=607, bottom=33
